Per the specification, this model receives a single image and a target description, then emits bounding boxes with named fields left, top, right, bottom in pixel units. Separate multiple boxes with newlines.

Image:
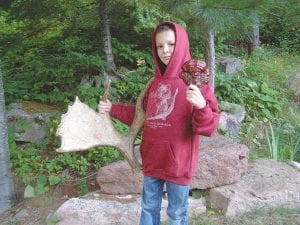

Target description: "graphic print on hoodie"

left=147, top=83, right=178, bottom=121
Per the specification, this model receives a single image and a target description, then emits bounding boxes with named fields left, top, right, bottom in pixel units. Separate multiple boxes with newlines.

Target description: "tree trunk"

left=205, top=28, right=216, bottom=90
left=0, top=65, right=16, bottom=216
left=99, top=0, right=118, bottom=77
left=248, top=12, right=260, bottom=56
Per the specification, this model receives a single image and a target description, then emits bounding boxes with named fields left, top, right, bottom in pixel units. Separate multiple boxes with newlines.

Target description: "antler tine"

left=101, top=79, right=111, bottom=102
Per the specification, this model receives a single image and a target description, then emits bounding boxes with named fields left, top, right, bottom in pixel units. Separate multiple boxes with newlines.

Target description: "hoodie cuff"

left=193, top=102, right=212, bottom=121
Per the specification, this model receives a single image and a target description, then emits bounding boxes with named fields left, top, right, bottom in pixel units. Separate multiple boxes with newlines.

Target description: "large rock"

left=6, top=101, right=59, bottom=143
left=54, top=192, right=206, bottom=225
left=219, top=57, right=243, bottom=74
left=206, top=159, right=300, bottom=217
left=191, top=134, right=248, bottom=189
left=97, top=134, right=249, bottom=194
left=96, top=160, right=143, bottom=194
left=218, top=101, right=246, bottom=137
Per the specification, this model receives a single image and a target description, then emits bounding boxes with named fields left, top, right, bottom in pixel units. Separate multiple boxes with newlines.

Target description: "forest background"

left=0, top=0, right=300, bottom=222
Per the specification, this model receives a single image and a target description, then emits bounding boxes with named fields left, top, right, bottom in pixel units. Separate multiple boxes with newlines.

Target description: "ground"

left=0, top=178, right=299, bottom=225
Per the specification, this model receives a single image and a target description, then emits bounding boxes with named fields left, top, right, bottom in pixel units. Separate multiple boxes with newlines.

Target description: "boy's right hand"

left=98, top=100, right=112, bottom=114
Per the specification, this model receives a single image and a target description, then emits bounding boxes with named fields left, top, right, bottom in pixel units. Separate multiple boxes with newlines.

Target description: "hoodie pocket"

left=141, top=139, right=179, bottom=177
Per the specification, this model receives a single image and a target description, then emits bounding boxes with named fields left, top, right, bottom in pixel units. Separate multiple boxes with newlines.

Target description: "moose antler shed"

left=56, top=79, right=153, bottom=172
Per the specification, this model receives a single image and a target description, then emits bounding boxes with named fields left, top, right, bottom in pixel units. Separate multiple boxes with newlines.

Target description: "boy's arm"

left=110, top=104, right=136, bottom=126
left=109, top=80, right=151, bottom=126
left=191, top=85, right=220, bottom=136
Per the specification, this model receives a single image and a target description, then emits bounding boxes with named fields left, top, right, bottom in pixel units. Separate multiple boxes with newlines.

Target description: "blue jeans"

left=139, top=176, right=190, bottom=225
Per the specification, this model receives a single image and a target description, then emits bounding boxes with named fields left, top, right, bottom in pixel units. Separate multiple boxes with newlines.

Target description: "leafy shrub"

left=216, top=49, right=300, bottom=162
left=78, top=86, right=103, bottom=111
left=112, top=38, right=153, bottom=69
left=260, top=3, right=300, bottom=52
left=215, top=72, right=282, bottom=122
left=112, top=67, right=152, bottom=103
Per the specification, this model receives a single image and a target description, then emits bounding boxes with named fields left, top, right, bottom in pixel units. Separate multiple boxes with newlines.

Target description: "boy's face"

left=155, top=30, right=175, bottom=65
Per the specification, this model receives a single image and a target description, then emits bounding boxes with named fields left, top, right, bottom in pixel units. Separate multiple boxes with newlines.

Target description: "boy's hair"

left=156, top=24, right=174, bottom=34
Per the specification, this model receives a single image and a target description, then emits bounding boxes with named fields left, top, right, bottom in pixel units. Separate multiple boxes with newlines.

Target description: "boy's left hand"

left=186, top=84, right=206, bottom=109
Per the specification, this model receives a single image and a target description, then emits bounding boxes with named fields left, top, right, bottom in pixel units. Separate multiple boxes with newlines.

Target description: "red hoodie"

left=110, top=21, right=220, bottom=185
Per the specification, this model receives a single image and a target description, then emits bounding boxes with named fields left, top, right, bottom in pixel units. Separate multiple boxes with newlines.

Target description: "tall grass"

left=245, top=48, right=300, bottom=88
left=265, top=123, right=279, bottom=161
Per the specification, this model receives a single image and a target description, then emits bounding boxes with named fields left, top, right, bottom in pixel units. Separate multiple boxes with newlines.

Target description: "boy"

left=99, top=21, right=220, bottom=225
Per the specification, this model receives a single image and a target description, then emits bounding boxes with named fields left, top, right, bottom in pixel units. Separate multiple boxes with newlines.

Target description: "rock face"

left=6, top=102, right=58, bottom=143
left=97, top=160, right=143, bottom=194
left=218, top=101, right=246, bottom=137
left=206, top=159, right=300, bottom=217
left=54, top=192, right=206, bottom=225
left=55, top=159, right=300, bottom=224
left=97, top=134, right=249, bottom=194
left=219, top=57, right=243, bottom=74
left=191, top=134, right=248, bottom=189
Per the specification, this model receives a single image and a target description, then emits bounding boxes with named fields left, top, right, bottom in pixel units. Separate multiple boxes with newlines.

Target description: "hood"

left=151, top=21, right=191, bottom=78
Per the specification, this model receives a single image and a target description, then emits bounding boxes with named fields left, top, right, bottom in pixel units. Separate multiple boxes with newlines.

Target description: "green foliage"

left=266, top=122, right=300, bottom=162
left=191, top=189, right=209, bottom=199
left=49, top=175, right=61, bottom=185
left=46, top=213, right=60, bottom=225
left=112, top=38, right=153, bottom=69
left=112, top=68, right=152, bottom=102
left=78, top=180, right=89, bottom=196
left=35, top=175, right=50, bottom=195
left=15, top=118, right=30, bottom=132
left=265, top=123, right=279, bottom=160
left=260, top=0, right=300, bottom=52
left=78, top=86, right=103, bottom=110
left=292, top=136, right=300, bottom=161
left=1, top=2, right=105, bottom=104
left=8, top=115, right=124, bottom=196
left=245, top=47, right=300, bottom=86
left=216, top=49, right=300, bottom=162
left=133, top=2, right=186, bottom=33
left=86, top=146, right=123, bottom=168
left=215, top=72, right=282, bottom=121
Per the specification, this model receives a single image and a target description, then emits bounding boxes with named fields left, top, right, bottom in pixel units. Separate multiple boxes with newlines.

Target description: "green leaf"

left=258, top=94, right=274, bottom=102
left=262, top=108, right=273, bottom=119
left=247, top=80, right=258, bottom=89
left=36, top=175, right=48, bottom=186
left=260, top=82, right=269, bottom=94
left=256, top=102, right=265, bottom=109
left=49, top=175, right=61, bottom=185
left=24, top=185, right=35, bottom=198
left=35, top=184, right=49, bottom=195
left=46, top=213, right=60, bottom=225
